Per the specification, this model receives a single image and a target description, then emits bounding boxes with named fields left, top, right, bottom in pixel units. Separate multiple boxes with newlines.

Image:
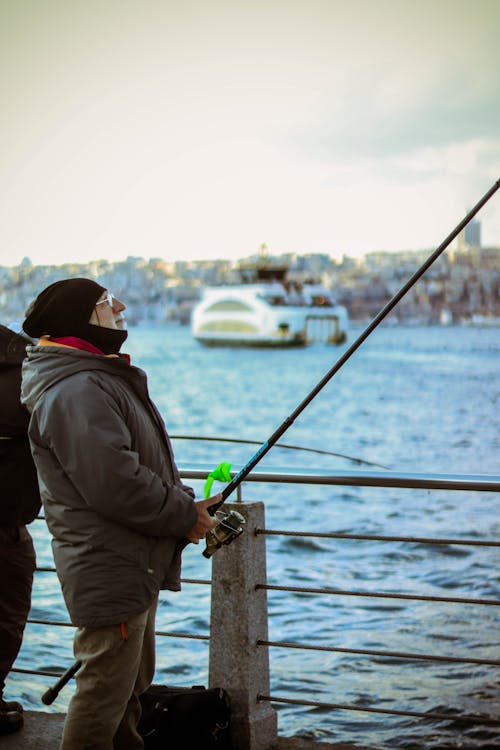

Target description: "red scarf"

left=51, top=336, right=131, bottom=364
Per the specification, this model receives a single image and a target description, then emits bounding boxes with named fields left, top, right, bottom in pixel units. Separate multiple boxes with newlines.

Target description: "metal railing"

left=11, top=465, right=500, bottom=747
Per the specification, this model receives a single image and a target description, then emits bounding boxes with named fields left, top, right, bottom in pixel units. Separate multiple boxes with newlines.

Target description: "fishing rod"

left=205, top=179, right=500, bottom=536
left=40, top=180, right=500, bottom=701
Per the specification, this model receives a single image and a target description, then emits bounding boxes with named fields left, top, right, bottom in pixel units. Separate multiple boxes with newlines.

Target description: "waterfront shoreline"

left=2, top=711, right=375, bottom=750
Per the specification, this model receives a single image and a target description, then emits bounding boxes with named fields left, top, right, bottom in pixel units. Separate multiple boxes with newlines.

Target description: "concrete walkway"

left=1, top=711, right=374, bottom=750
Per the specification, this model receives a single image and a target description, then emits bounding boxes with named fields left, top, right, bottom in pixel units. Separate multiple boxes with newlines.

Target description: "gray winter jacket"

left=21, top=343, right=197, bottom=627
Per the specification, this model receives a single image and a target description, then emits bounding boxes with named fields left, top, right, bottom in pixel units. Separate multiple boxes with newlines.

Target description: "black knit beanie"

left=23, top=277, right=128, bottom=354
left=23, top=278, right=106, bottom=338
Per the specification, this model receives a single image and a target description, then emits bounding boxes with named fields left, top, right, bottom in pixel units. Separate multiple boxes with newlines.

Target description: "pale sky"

left=1, top=0, right=499, bottom=267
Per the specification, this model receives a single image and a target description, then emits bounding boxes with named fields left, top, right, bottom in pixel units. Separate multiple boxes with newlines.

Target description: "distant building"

left=457, top=217, right=481, bottom=250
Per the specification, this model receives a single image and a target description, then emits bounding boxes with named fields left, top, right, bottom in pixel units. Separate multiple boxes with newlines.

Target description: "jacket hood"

left=21, top=344, right=134, bottom=414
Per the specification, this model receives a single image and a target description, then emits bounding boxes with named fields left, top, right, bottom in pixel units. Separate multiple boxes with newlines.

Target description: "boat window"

left=259, top=293, right=288, bottom=306
left=309, top=295, right=333, bottom=307
left=205, top=301, right=253, bottom=312
left=199, top=321, right=259, bottom=333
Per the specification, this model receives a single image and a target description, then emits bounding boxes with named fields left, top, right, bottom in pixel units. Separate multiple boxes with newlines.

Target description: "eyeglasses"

left=95, top=292, right=115, bottom=308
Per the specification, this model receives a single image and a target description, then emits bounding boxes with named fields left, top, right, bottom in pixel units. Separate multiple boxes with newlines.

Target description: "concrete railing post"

left=209, top=501, right=278, bottom=750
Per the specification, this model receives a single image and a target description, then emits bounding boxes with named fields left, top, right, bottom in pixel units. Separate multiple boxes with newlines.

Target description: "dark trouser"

left=0, top=526, right=36, bottom=695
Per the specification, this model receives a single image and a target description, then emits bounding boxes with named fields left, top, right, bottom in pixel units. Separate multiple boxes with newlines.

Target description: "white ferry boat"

left=191, top=258, right=348, bottom=347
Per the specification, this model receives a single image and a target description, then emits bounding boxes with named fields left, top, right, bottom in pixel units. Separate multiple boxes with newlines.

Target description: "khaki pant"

left=60, top=596, right=157, bottom=750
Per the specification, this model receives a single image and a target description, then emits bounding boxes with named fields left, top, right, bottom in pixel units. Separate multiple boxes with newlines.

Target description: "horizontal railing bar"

left=180, top=464, right=500, bottom=492
left=27, top=619, right=210, bottom=641
left=14, top=632, right=208, bottom=683
left=170, top=434, right=390, bottom=469
left=34, top=569, right=211, bottom=585
left=258, top=584, right=500, bottom=606
left=257, top=529, right=500, bottom=546
left=178, top=578, right=211, bottom=585
left=155, top=630, right=209, bottom=641
left=37, top=466, right=498, bottom=497
left=26, top=618, right=499, bottom=663
left=257, top=639, right=500, bottom=666
left=10, top=667, right=498, bottom=727
left=12, top=629, right=207, bottom=682
left=258, top=694, right=500, bottom=725
left=11, top=667, right=65, bottom=678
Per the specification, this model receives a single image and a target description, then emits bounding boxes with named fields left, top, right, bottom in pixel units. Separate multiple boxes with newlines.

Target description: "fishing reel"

left=203, top=509, right=246, bottom=558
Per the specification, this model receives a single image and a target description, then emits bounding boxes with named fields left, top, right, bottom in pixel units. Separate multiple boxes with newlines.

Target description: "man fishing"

left=20, top=278, right=220, bottom=750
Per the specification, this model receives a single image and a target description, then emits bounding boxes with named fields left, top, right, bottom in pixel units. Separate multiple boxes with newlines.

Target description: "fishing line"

left=209, top=178, right=500, bottom=515
left=170, top=434, right=389, bottom=469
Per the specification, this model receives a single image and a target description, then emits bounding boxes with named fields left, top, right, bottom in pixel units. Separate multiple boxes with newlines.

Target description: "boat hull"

left=193, top=332, right=307, bottom=348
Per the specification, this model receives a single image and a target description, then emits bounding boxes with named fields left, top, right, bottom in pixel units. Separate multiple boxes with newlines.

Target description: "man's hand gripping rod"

left=203, top=179, right=500, bottom=557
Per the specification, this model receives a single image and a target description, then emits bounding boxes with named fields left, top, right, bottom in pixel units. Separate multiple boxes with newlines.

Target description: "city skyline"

left=1, top=0, right=499, bottom=268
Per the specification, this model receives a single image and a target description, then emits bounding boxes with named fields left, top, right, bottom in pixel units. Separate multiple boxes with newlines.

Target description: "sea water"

left=8, top=324, right=500, bottom=749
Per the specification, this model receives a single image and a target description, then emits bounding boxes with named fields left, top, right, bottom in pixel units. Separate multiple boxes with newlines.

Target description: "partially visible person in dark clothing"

left=0, top=323, right=41, bottom=736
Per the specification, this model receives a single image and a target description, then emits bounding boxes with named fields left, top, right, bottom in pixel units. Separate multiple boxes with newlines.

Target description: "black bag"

left=138, top=684, right=231, bottom=749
